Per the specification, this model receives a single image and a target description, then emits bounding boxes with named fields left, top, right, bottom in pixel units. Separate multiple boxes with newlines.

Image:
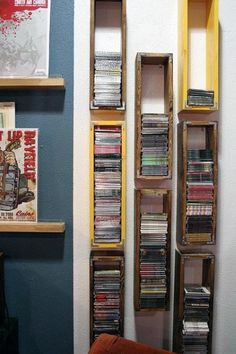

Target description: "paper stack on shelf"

left=141, top=114, right=169, bottom=176
left=94, top=125, right=121, bottom=244
left=94, top=52, right=122, bottom=107
left=139, top=212, right=168, bottom=308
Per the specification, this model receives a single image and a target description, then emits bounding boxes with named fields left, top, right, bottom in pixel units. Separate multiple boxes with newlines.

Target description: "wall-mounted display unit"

left=90, top=0, right=126, bottom=111
left=135, top=53, right=173, bottom=180
left=173, top=250, right=215, bottom=354
left=178, top=0, right=219, bottom=112
left=90, top=121, right=126, bottom=248
left=177, top=121, right=218, bottom=245
left=134, top=189, right=171, bottom=311
left=90, top=251, right=124, bottom=345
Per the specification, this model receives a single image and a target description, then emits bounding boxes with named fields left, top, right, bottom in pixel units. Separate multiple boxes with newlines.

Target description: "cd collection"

left=93, top=52, right=122, bottom=107
left=139, top=211, right=168, bottom=308
left=186, top=149, right=214, bottom=243
left=187, top=89, right=214, bottom=107
left=92, top=260, right=122, bottom=341
left=182, top=285, right=211, bottom=353
left=141, top=114, right=169, bottom=176
left=94, top=125, right=122, bottom=244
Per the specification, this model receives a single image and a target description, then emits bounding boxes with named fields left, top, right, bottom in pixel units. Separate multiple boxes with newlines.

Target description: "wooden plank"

left=0, top=222, right=65, bottom=233
left=0, top=78, right=65, bottom=89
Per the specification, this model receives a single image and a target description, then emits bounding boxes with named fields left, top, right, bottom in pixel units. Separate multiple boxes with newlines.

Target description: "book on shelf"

left=0, top=0, right=50, bottom=77
left=0, top=103, right=15, bottom=128
left=0, top=128, right=38, bottom=222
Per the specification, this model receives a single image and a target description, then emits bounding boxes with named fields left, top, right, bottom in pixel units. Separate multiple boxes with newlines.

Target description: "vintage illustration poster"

left=0, top=128, right=38, bottom=222
left=0, top=0, right=50, bottom=77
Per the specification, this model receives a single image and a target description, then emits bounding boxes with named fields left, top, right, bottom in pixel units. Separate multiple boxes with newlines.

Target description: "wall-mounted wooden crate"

left=135, top=53, right=173, bottom=181
left=134, top=189, right=171, bottom=311
left=90, top=0, right=126, bottom=111
left=173, top=250, right=215, bottom=354
left=178, top=0, right=219, bottom=112
left=177, top=121, right=218, bottom=245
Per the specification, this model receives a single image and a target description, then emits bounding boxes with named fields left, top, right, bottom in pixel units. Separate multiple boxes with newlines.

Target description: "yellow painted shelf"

left=178, top=0, right=219, bottom=112
left=90, top=121, right=126, bottom=248
left=0, top=77, right=65, bottom=90
left=0, top=221, right=65, bottom=233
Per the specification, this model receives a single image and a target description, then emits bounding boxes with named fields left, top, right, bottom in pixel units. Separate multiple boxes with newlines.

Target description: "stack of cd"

left=93, top=261, right=121, bottom=341
left=183, top=285, right=211, bottom=353
left=139, top=212, right=168, bottom=309
left=187, top=89, right=214, bottom=106
left=94, top=52, right=122, bottom=107
left=94, top=126, right=121, bottom=244
left=141, top=114, right=169, bottom=176
left=186, top=149, right=214, bottom=243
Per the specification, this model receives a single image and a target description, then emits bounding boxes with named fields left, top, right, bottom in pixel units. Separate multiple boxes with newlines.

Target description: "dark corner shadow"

left=0, top=233, right=65, bottom=260
left=0, top=89, right=65, bottom=113
left=134, top=311, right=170, bottom=350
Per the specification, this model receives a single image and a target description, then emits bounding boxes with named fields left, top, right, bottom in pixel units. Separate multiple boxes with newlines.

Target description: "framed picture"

left=0, top=102, right=15, bottom=128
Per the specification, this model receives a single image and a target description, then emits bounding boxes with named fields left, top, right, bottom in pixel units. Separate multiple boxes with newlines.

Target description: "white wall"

left=74, top=1, right=236, bottom=353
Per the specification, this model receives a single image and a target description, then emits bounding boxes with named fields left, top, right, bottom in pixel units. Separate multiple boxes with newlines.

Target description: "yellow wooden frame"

left=90, top=121, right=126, bottom=248
left=178, top=0, right=219, bottom=112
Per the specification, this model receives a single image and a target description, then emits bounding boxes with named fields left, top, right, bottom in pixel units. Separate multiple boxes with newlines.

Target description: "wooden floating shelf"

left=0, top=222, right=65, bottom=233
left=0, top=78, right=65, bottom=90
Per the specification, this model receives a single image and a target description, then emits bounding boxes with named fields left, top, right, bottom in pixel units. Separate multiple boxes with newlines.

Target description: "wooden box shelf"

left=178, top=0, right=219, bottom=112
left=90, top=121, right=126, bottom=248
left=135, top=53, right=173, bottom=181
left=90, top=0, right=126, bottom=111
left=173, top=250, right=215, bottom=354
left=0, top=78, right=65, bottom=90
left=134, top=189, right=171, bottom=311
left=177, top=121, right=218, bottom=245
left=90, top=250, right=124, bottom=345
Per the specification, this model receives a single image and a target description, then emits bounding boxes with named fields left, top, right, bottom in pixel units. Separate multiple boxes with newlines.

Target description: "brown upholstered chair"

left=88, top=334, right=175, bottom=354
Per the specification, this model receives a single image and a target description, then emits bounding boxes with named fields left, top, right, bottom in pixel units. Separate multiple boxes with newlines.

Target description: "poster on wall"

left=0, top=128, right=38, bottom=222
left=0, top=0, right=50, bottom=77
left=0, top=102, right=15, bottom=128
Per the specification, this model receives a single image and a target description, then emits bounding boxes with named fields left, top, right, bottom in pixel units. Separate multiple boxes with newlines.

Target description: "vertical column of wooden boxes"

left=134, top=53, right=173, bottom=311
left=89, top=0, right=126, bottom=344
left=174, top=0, right=219, bottom=353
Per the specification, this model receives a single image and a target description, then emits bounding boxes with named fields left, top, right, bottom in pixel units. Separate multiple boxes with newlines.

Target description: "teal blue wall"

left=0, top=1, right=74, bottom=353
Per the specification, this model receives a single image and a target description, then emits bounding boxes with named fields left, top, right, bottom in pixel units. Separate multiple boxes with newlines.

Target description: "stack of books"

left=141, top=114, right=169, bottom=176
left=186, top=149, right=214, bottom=243
left=183, top=286, right=211, bottom=353
left=94, top=126, right=122, bottom=244
left=139, top=212, right=168, bottom=309
left=187, top=89, right=214, bottom=107
left=93, top=261, right=122, bottom=341
left=94, top=52, right=122, bottom=107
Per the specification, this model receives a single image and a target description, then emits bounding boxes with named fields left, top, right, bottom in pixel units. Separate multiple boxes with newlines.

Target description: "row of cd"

left=186, top=149, right=214, bottom=243
left=94, top=125, right=122, bottom=244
